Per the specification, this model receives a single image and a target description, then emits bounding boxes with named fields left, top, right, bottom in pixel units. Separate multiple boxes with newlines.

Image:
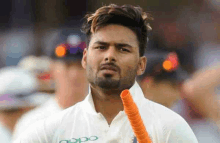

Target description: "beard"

left=95, top=74, right=120, bottom=89
left=87, top=64, right=137, bottom=91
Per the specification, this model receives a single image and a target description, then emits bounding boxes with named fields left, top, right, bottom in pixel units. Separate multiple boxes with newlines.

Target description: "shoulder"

left=139, top=99, right=188, bottom=131
left=141, top=99, right=198, bottom=142
left=15, top=101, right=83, bottom=143
left=143, top=99, right=184, bottom=120
left=41, top=100, right=83, bottom=129
left=145, top=99, right=194, bottom=129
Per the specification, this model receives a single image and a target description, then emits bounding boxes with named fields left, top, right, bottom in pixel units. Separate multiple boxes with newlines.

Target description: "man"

left=182, top=42, right=220, bottom=126
left=14, top=4, right=198, bottom=143
left=138, top=51, right=183, bottom=108
left=172, top=63, right=220, bottom=143
left=0, top=66, right=49, bottom=143
left=12, top=33, right=89, bottom=141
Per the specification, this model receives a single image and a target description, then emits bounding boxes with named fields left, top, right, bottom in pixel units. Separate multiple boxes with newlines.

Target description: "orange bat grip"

left=120, top=89, right=152, bottom=143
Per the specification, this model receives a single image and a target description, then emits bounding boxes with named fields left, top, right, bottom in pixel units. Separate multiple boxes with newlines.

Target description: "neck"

left=91, top=85, right=124, bottom=125
left=0, top=108, right=33, bottom=132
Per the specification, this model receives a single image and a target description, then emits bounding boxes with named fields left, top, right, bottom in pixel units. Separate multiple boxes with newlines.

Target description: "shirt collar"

left=82, top=81, right=147, bottom=115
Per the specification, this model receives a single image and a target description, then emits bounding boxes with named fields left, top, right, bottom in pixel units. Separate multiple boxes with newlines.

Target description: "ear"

left=81, top=48, right=88, bottom=70
left=137, top=56, right=147, bottom=76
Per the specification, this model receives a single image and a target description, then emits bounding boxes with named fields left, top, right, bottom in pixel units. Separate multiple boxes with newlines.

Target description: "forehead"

left=89, top=24, right=138, bottom=47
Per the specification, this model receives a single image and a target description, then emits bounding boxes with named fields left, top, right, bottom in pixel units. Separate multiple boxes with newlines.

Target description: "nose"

left=104, top=46, right=117, bottom=62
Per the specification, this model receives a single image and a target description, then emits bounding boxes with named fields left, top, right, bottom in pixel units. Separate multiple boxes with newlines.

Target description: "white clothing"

left=14, top=82, right=198, bottom=143
left=0, top=122, right=11, bottom=143
left=12, top=96, right=62, bottom=141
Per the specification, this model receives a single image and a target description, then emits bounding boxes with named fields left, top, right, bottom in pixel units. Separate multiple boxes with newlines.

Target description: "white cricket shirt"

left=14, top=81, right=198, bottom=143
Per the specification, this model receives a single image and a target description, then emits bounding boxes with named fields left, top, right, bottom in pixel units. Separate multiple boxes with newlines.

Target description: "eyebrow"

left=93, top=41, right=133, bottom=48
left=94, top=41, right=109, bottom=46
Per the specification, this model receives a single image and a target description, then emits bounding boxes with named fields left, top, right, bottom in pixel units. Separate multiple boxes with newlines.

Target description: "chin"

left=102, top=73, right=120, bottom=79
left=96, top=77, right=120, bottom=89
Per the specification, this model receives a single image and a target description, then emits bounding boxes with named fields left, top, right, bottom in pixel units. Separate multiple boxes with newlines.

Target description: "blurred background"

left=0, top=0, right=220, bottom=142
left=0, top=0, right=219, bottom=71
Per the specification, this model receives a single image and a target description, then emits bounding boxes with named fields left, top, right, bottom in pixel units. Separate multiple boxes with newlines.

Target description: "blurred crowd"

left=0, top=30, right=89, bottom=142
left=0, top=0, right=220, bottom=143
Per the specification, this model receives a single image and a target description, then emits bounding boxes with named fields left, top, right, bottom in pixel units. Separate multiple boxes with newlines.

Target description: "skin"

left=0, top=107, right=34, bottom=132
left=182, top=64, right=220, bottom=126
left=51, top=60, right=88, bottom=109
left=82, top=24, right=147, bottom=124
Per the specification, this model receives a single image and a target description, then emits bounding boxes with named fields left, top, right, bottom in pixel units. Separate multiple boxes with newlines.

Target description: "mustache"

left=99, top=63, right=120, bottom=72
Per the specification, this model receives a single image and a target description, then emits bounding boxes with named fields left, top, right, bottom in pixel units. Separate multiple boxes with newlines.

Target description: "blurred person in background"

left=182, top=64, right=220, bottom=123
left=12, top=31, right=89, bottom=141
left=174, top=48, right=220, bottom=142
left=177, top=18, right=220, bottom=141
left=0, top=66, right=49, bottom=143
left=138, top=51, right=182, bottom=108
left=181, top=63, right=220, bottom=141
left=17, top=55, right=55, bottom=93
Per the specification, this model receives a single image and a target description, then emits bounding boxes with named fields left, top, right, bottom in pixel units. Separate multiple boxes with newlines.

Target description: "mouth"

left=99, top=64, right=119, bottom=76
left=100, top=65, right=118, bottom=72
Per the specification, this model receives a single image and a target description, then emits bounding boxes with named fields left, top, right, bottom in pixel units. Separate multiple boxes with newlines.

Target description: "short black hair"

left=81, top=4, right=153, bottom=56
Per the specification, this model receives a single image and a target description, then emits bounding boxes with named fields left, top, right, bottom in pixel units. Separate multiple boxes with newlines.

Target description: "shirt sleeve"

left=165, top=116, right=198, bottom=143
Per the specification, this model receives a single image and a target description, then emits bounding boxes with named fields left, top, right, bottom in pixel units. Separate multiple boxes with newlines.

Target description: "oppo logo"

left=59, top=136, right=98, bottom=143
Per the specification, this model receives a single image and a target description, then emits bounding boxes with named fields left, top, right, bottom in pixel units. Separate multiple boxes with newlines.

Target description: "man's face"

left=82, top=24, right=146, bottom=91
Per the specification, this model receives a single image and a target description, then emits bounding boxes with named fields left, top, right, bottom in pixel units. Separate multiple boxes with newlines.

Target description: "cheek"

left=87, top=54, right=101, bottom=73
left=120, top=62, right=136, bottom=76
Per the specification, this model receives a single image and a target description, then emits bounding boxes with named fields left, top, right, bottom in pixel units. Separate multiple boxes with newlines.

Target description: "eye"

left=96, top=46, right=107, bottom=50
left=119, top=47, right=130, bottom=52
